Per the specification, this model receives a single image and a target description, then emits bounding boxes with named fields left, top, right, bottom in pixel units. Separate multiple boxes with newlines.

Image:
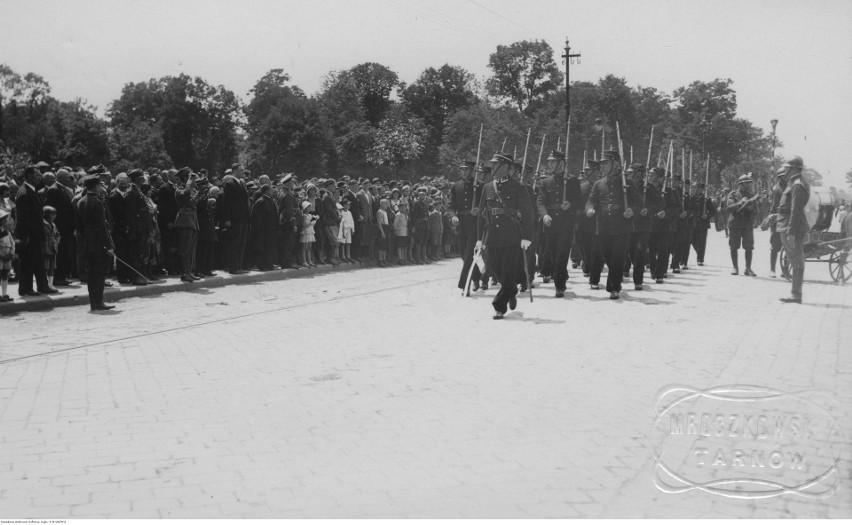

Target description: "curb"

left=0, top=260, right=381, bottom=315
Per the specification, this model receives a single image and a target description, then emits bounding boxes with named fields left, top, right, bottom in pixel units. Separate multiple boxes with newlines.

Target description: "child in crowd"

left=393, top=202, right=409, bottom=265
left=42, top=205, right=61, bottom=290
left=442, top=205, right=455, bottom=257
left=428, top=204, right=443, bottom=260
left=339, top=200, right=355, bottom=263
left=376, top=199, right=390, bottom=266
left=0, top=209, right=15, bottom=302
left=300, top=201, right=318, bottom=267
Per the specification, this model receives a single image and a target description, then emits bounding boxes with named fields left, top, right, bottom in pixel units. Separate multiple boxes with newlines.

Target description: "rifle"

left=616, top=121, right=628, bottom=209
left=662, top=140, right=673, bottom=195
left=703, top=154, right=710, bottom=216
left=681, top=147, right=686, bottom=210
left=521, top=128, right=531, bottom=183
left=556, top=136, right=561, bottom=152
left=470, top=124, right=483, bottom=213
left=563, top=116, right=571, bottom=204
left=630, top=145, right=634, bottom=164
left=533, top=134, right=546, bottom=193
left=643, top=125, right=655, bottom=207
left=501, top=136, right=507, bottom=153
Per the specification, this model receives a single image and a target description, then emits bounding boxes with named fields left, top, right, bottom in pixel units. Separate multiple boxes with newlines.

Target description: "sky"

left=2, top=0, right=851, bottom=187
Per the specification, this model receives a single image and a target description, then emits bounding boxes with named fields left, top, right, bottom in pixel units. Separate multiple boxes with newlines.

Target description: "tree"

left=845, top=168, right=852, bottom=188
left=486, top=40, right=563, bottom=113
left=366, top=116, right=427, bottom=178
left=108, top=120, right=172, bottom=173
left=243, top=69, right=332, bottom=177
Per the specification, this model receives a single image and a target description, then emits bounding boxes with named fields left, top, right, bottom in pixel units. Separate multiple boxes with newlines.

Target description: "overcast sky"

left=3, top=0, right=851, bottom=186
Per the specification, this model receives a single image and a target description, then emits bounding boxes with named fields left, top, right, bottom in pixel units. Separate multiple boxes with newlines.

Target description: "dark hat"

left=628, top=163, right=645, bottom=173
left=490, top=152, right=514, bottom=165
left=231, top=163, right=241, bottom=170
left=83, top=175, right=101, bottom=188
left=388, top=181, right=398, bottom=189
left=649, top=167, right=665, bottom=177
left=36, top=161, right=50, bottom=169
left=337, top=181, right=346, bottom=189
left=128, top=168, right=145, bottom=181
left=43, top=205, right=57, bottom=215
left=584, top=160, right=601, bottom=169
left=246, top=181, right=258, bottom=189
left=737, top=174, right=753, bottom=184
left=371, top=177, right=381, bottom=184
left=781, top=156, right=803, bottom=169
left=600, top=150, right=620, bottom=163
left=547, top=150, right=565, bottom=161
left=176, top=167, right=192, bottom=180
left=324, top=179, right=336, bottom=188
left=280, top=173, right=293, bottom=184
left=459, top=160, right=476, bottom=169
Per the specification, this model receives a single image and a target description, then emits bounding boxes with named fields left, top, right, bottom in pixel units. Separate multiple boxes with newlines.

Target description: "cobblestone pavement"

left=1, top=230, right=850, bottom=518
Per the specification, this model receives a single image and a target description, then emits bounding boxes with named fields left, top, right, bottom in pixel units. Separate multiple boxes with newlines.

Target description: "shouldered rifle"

left=644, top=125, right=655, bottom=207
left=616, top=121, right=628, bottom=209
left=470, top=124, right=483, bottom=213
left=533, top=134, right=546, bottom=193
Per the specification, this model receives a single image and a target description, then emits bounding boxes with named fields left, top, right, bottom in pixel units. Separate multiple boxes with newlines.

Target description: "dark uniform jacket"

left=107, top=189, right=129, bottom=239
left=220, top=176, right=250, bottom=224
left=154, top=181, right=178, bottom=229
left=646, top=184, right=670, bottom=234
left=174, top=185, right=199, bottom=230
left=14, top=183, right=45, bottom=243
left=631, top=180, right=654, bottom=233
left=585, top=174, right=641, bottom=236
left=577, top=179, right=597, bottom=234
left=726, top=189, right=757, bottom=230
left=536, top=173, right=582, bottom=228
left=769, top=184, right=784, bottom=234
left=75, top=191, right=114, bottom=254
left=694, top=194, right=717, bottom=230
left=775, top=177, right=810, bottom=234
left=476, top=177, right=534, bottom=247
left=40, top=183, right=75, bottom=236
left=278, top=191, right=297, bottom=230
left=448, top=178, right=482, bottom=236
left=125, top=184, right=150, bottom=241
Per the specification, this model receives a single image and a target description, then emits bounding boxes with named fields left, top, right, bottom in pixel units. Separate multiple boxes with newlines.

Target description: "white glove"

left=475, top=240, right=483, bottom=250
left=543, top=215, right=552, bottom=227
left=520, top=239, right=532, bottom=250
left=586, top=208, right=595, bottom=218
left=451, top=216, right=459, bottom=226
left=560, top=202, right=570, bottom=210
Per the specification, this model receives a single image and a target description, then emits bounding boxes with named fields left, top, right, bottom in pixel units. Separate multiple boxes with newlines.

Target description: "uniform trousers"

left=575, top=228, right=600, bottom=277
left=540, top=225, right=574, bottom=291
left=596, top=234, right=631, bottom=292
left=625, top=231, right=650, bottom=285
left=177, top=227, right=198, bottom=275
left=692, top=227, right=709, bottom=263
left=56, top=232, right=75, bottom=281
left=648, top=231, right=672, bottom=280
left=780, top=232, right=805, bottom=298
left=489, top=244, right=520, bottom=314
left=85, top=250, right=111, bottom=308
left=456, top=231, right=482, bottom=289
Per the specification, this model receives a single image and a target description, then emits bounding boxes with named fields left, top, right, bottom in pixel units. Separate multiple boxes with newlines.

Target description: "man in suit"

left=152, top=170, right=178, bottom=274
left=76, top=175, right=115, bottom=311
left=776, top=156, right=811, bottom=304
left=276, top=174, right=299, bottom=269
left=220, top=163, right=251, bottom=274
left=107, top=173, right=131, bottom=283
left=356, top=179, right=375, bottom=261
left=16, top=165, right=56, bottom=296
left=40, top=169, right=76, bottom=285
left=124, top=169, right=151, bottom=285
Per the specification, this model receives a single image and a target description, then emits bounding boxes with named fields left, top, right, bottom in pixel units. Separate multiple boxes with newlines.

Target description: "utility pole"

left=770, top=119, right=778, bottom=190
left=561, top=39, right=581, bottom=129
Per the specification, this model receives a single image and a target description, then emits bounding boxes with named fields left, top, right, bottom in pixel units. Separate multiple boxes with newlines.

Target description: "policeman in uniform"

left=476, top=153, right=534, bottom=319
left=647, top=167, right=680, bottom=284
left=518, top=159, right=538, bottom=292
left=536, top=150, right=582, bottom=297
left=75, top=175, right=116, bottom=311
left=776, top=156, right=810, bottom=303
left=767, top=167, right=787, bottom=278
left=680, top=178, right=698, bottom=270
left=690, top=181, right=716, bottom=266
left=669, top=174, right=689, bottom=273
left=575, top=159, right=602, bottom=281
left=623, top=163, right=656, bottom=290
left=726, top=174, right=758, bottom=276
left=449, top=160, right=483, bottom=291
left=585, top=150, right=641, bottom=299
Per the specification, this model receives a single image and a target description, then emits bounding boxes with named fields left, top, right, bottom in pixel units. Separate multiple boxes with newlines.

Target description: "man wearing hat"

left=585, top=150, right=641, bottom=299
left=321, top=179, right=341, bottom=264
left=276, top=174, right=299, bottom=269
left=475, top=153, right=534, bottom=319
left=124, top=169, right=151, bottom=285
left=668, top=173, right=690, bottom=274
left=220, top=163, right=251, bottom=273
left=622, top=163, right=657, bottom=289
left=40, top=168, right=76, bottom=285
left=355, top=178, right=375, bottom=261
left=15, top=165, right=56, bottom=296
left=726, top=173, right=758, bottom=276
left=575, top=159, right=602, bottom=280
left=767, top=167, right=788, bottom=278
left=690, top=180, right=716, bottom=267
left=775, top=156, right=810, bottom=303
left=75, top=175, right=115, bottom=311
left=536, top=150, right=582, bottom=297
left=450, top=160, right=483, bottom=290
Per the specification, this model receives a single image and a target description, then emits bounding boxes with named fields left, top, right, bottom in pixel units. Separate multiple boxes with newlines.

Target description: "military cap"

left=83, top=175, right=101, bottom=188
left=280, top=173, right=293, bottom=184
left=337, top=181, right=346, bottom=189
left=781, top=156, right=803, bottom=169
left=36, top=161, right=50, bottom=169
left=127, top=168, right=145, bottom=181
left=547, top=150, right=565, bottom=161
left=224, top=168, right=233, bottom=175
left=584, top=159, right=601, bottom=170
left=649, top=167, right=665, bottom=177
left=477, top=165, right=492, bottom=173
left=737, top=174, right=753, bottom=184
left=628, top=163, right=645, bottom=173
left=459, top=160, right=476, bottom=169
left=372, top=177, right=381, bottom=184
left=600, top=150, right=620, bottom=163
left=42, top=205, right=57, bottom=215
left=490, top=152, right=514, bottom=164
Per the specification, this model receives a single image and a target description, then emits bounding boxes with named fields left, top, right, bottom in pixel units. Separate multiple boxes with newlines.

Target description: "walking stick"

left=108, top=249, right=152, bottom=284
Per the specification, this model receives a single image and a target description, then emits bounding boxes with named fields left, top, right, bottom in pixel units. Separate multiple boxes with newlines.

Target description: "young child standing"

left=43, top=205, right=61, bottom=290
left=0, top=209, right=15, bottom=302
left=300, top=201, right=318, bottom=267
left=428, top=204, right=443, bottom=260
left=339, top=200, right=355, bottom=263
left=393, top=202, right=409, bottom=265
left=376, top=199, right=390, bottom=266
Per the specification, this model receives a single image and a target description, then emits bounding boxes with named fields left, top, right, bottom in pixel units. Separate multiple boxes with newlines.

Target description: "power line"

left=466, top=0, right=535, bottom=33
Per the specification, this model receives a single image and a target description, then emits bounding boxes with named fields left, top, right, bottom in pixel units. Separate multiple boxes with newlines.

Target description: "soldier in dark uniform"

left=668, top=175, right=689, bottom=274
left=690, top=181, right=716, bottom=266
left=125, top=169, right=151, bottom=285
left=585, top=150, right=641, bottom=299
left=680, top=178, right=698, bottom=270
left=575, top=159, right=602, bottom=282
left=449, top=160, right=482, bottom=291
left=726, top=174, right=758, bottom=276
left=517, top=159, right=538, bottom=292
left=623, top=163, right=656, bottom=290
left=536, top=150, right=582, bottom=297
left=75, top=176, right=115, bottom=311
left=767, top=167, right=787, bottom=278
left=646, top=167, right=674, bottom=284
left=476, top=153, right=534, bottom=319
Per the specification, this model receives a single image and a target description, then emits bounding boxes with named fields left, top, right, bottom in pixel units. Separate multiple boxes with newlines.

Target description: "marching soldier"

left=623, top=163, right=654, bottom=290
left=647, top=168, right=680, bottom=284
left=476, top=153, right=534, bottom=319
left=669, top=174, right=689, bottom=273
left=575, top=159, right=602, bottom=281
left=518, top=159, right=538, bottom=293
left=449, top=160, right=482, bottom=291
left=536, top=150, right=582, bottom=297
left=680, top=178, right=698, bottom=270
left=585, top=150, right=641, bottom=299
left=690, top=181, right=716, bottom=266
left=726, top=174, right=758, bottom=276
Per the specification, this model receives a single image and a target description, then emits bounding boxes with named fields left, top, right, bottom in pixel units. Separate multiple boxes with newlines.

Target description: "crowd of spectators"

left=0, top=161, right=462, bottom=303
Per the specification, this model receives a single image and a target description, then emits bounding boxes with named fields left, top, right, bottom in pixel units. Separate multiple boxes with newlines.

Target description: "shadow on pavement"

left=805, top=302, right=852, bottom=310
left=505, top=313, right=565, bottom=324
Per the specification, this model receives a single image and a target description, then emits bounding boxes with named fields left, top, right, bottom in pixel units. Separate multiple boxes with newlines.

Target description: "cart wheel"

left=829, top=250, right=852, bottom=283
left=779, top=247, right=792, bottom=281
